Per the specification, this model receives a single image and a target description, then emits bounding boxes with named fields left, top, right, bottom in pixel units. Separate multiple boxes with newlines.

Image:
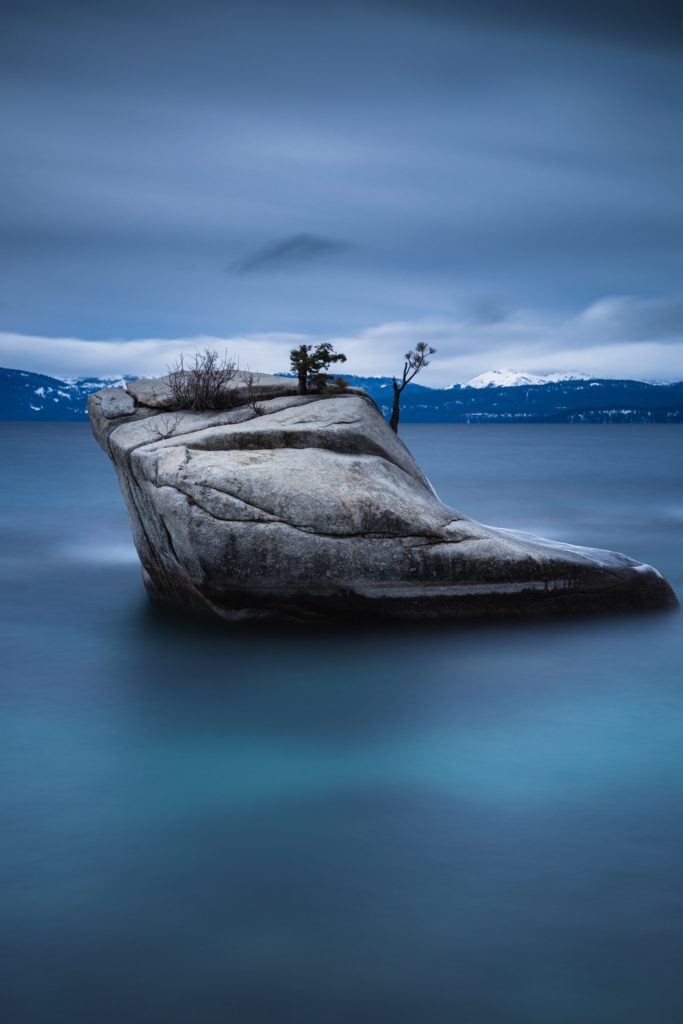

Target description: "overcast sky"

left=2, top=0, right=682, bottom=383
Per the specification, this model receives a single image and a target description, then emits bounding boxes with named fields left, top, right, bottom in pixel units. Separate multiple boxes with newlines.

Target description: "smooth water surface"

left=2, top=423, right=682, bottom=1023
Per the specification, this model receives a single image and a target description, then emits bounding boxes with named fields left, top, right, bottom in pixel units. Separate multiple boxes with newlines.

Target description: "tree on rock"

left=390, top=342, right=436, bottom=433
left=167, top=348, right=238, bottom=410
left=290, top=343, right=347, bottom=395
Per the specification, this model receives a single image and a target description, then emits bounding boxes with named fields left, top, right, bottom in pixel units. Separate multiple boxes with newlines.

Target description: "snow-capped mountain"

left=0, top=368, right=137, bottom=420
left=341, top=374, right=683, bottom=422
left=62, top=375, right=137, bottom=394
left=2, top=366, right=683, bottom=423
left=465, top=369, right=592, bottom=388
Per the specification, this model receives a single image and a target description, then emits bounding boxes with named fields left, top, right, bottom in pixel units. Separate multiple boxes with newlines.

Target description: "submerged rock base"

left=89, top=372, right=677, bottom=624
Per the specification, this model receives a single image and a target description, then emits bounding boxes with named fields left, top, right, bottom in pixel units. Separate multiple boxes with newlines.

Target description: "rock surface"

left=98, top=387, right=136, bottom=419
left=88, top=373, right=678, bottom=622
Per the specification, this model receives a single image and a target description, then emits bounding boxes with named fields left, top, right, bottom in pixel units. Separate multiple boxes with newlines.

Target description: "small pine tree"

left=289, top=343, right=347, bottom=395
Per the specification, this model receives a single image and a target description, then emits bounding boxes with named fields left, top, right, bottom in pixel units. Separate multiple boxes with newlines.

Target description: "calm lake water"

left=2, top=423, right=682, bottom=1024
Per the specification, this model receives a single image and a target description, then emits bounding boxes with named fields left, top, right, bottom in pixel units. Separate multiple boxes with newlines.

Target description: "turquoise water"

left=2, top=423, right=682, bottom=1023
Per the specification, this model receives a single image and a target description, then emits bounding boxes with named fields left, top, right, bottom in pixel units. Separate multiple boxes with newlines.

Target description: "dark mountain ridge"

left=344, top=376, right=683, bottom=423
left=1, top=366, right=682, bottom=424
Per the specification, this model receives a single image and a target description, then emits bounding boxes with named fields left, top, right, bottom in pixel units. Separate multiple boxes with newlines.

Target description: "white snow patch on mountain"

left=464, top=369, right=592, bottom=389
left=60, top=375, right=136, bottom=393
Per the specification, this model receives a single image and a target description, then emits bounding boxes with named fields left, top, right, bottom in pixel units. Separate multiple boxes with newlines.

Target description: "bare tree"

left=167, top=348, right=238, bottom=410
left=145, top=413, right=182, bottom=440
left=243, top=368, right=266, bottom=416
left=389, top=341, right=436, bottom=433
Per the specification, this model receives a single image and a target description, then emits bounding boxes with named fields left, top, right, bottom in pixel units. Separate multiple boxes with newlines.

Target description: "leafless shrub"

left=244, top=368, right=266, bottom=416
left=167, top=348, right=239, bottom=411
left=146, top=413, right=182, bottom=440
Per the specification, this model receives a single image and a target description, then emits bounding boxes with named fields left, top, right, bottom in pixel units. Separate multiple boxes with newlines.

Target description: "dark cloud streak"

left=386, top=0, right=683, bottom=52
left=234, top=234, right=350, bottom=274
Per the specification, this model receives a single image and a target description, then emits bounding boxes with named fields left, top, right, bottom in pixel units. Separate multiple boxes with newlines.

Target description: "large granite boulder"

left=88, top=373, right=677, bottom=622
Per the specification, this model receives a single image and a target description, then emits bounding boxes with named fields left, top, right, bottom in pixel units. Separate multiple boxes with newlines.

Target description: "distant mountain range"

left=0, top=368, right=138, bottom=421
left=2, top=365, right=683, bottom=423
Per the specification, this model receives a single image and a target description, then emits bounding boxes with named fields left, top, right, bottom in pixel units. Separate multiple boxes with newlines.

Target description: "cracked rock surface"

left=88, top=373, right=678, bottom=622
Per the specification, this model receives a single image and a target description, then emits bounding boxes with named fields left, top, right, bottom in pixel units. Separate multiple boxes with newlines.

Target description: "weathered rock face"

left=88, top=373, right=677, bottom=622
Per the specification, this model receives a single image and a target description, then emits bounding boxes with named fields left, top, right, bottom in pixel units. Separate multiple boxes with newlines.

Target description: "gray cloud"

left=387, top=0, right=683, bottom=52
left=1, top=0, right=681, bottom=376
left=468, top=297, right=510, bottom=326
left=3, top=294, right=682, bottom=384
left=234, top=234, right=350, bottom=274
left=575, top=297, right=683, bottom=343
